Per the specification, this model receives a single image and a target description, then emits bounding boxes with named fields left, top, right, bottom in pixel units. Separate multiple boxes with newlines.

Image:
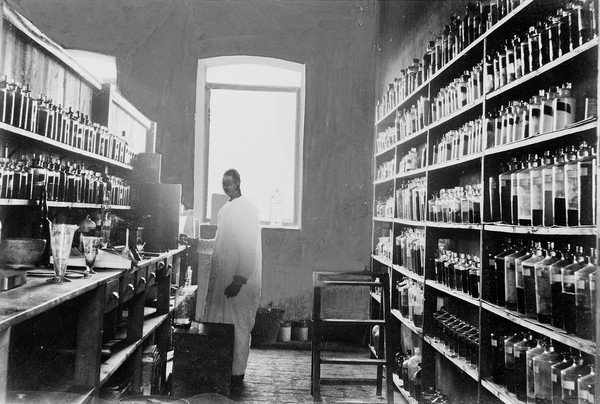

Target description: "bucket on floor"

left=277, top=320, right=291, bottom=342
left=292, top=319, right=310, bottom=341
left=251, top=308, right=284, bottom=346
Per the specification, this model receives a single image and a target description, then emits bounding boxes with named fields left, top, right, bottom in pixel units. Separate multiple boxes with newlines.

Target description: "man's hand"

left=224, top=276, right=247, bottom=298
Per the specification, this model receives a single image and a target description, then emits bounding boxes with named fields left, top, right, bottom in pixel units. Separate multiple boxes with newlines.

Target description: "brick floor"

left=185, top=347, right=406, bottom=403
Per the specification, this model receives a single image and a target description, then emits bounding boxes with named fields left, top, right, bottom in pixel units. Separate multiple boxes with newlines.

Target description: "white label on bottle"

left=589, top=393, right=594, bottom=402
left=581, top=167, right=588, bottom=176
left=552, top=274, right=563, bottom=282
left=552, top=373, right=557, bottom=382
left=536, top=268, right=544, bottom=277
left=514, top=350, right=521, bottom=358
left=506, top=347, right=513, bottom=354
left=563, top=275, right=575, bottom=285
left=523, top=267, right=531, bottom=276
left=562, top=380, right=575, bottom=390
left=534, top=365, right=540, bottom=374
left=580, top=390, right=589, bottom=400
left=577, top=280, right=586, bottom=290
left=491, top=339, right=497, bottom=347
left=592, top=282, right=596, bottom=291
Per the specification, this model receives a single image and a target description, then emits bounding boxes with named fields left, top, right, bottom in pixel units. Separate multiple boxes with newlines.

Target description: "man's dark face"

left=222, top=175, right=239, bottom=198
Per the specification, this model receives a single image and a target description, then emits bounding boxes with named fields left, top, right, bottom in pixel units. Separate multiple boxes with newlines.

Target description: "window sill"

left=260, top=224, right=301, bottom=230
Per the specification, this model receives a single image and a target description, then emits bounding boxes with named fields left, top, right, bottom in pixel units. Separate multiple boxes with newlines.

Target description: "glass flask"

left=532, top=343, right=561, bottom=404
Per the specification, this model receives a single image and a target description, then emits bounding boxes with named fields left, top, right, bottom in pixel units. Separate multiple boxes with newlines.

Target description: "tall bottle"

left=407, top=347, right=422, bottom=397
left=551, top=353, right=574, bottom=402
left=574, top=248, right=596, bottom=340
left=31, top=185, right=51, bottom=266
left=560, top=355, right=590, bottom=403
left=532, top=343, right=561, bottom=404
left=564, top=146, right=581, bottom=227
left=534, top=242, right=560, bottom=324
left=551, top=244, right=574, bottom=328
left=499, top=159, right=517, bottom=223
left=505, top=240, right=525, bottom=311
left=552, top=148, right=568, bottom=226
left=490, top=328, right=507, bottom=385
left=590, top=269, right=597, bottom=343
left=525, top=338, right=546, bottom=404
left=553, top=82, right=576, bottom=130
left=540, top=86, right=558, bottom=134
left=511, top=157, right=529, bottom=225
left=517, top=154, right=538, bottom=226
left=401, top=349, right=411, bottom=391
left=575, top=141, right=596, bottom=226
left=541, top=150, right=555, bottom=226
left=522, top=242, right=545, bottom=319
left=530, top=152, right=545, bottom=226
left=495, top=239, right=513, bottom=306
left=577, top=365, right=595, bottom=404
left=562, top=246, right=588, bottom=334
left=514, top=334, right=536, bottom=401
left=528, top=92, right=544, bottom=137
left=505, top=332, right=523, bottom=393
left=515, top=241, right=534, bottom=314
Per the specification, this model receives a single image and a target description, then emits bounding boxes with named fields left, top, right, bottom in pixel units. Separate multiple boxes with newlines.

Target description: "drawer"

left=104, top=278, right=120, bottom=313
left=146, top=262, right=157, bottom=287
left=136, top=266, right=148, bottom=293
left=120, top=270, right=136, bottom=303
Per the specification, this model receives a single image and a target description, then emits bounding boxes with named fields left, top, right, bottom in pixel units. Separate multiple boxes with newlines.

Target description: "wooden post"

left=75, top=284, right=105, bottom=389
left=0, top=327, right=10, bottom=403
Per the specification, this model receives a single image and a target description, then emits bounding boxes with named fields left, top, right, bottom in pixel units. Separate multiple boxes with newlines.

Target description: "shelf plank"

left=481, top=301, right=596, bottom=355
left=99, top=313, right=169, bottom=387
left=484, top=119, right=598, bottom=157
left=371, top=255, right=392, bottom=268
left=424, top=335, right=479, bottom=381
left=426, top=281, right=480, bottom=307
left=427, top=152, right=482, bottom=172
left=0, top=199, right=132, bottom=209
left=395, top=165, right=428, bottom=180
left=392, top=265, right=424, bottom=283
left=426, top=98, right=484, bottom=132
left=375, top=143, right=396, bottom=158
left=374, top=176, right=395, bottom=186
left=425, top=221, right=483, bottom=231
left=373, top=216, right=394, bottom=223
left=0, top=121, right=133, bottom=170
left=392, top=373, right=419, bottom=404
left=486, top=39, right=599, bottom=102
left=391, top=309, right=423, bottom=337
left=393, top=218, right=426, bottom=227
left=483, top=223, right=597, bottom=236
left=481, top=378, right=526, bottom=404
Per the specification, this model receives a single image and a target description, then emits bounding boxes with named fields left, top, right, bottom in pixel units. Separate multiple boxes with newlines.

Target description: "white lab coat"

left=203, top=196, right=262, bottom=376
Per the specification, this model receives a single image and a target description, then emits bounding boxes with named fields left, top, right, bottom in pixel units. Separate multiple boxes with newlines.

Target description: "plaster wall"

left=10, top=0, right=378, bottom=320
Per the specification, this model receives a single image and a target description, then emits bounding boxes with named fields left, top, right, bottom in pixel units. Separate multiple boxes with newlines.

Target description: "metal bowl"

left=0, top=238, right=47, bottom=269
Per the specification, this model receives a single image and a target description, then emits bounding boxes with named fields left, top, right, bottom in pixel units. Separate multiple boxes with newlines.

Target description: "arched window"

left=195, top=56, right=305, bottom=228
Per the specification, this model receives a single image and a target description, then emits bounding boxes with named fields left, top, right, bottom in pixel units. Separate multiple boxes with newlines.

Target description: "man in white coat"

left=204, top=169, right=262, bottom=392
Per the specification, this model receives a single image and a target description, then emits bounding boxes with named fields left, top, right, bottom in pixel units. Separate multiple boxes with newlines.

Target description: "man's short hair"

left=224, top=169, right=241, bottom=185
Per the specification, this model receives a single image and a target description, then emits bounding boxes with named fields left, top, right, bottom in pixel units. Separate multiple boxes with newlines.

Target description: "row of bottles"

left=486, top=2, right=597, bottom=93
left=395, top=177, right=427, bottom=222
left=427, top=184, right=483, bottom=224
left=430, top=63, right=484, bottom=124
left=394, top=229, right=425, bottom=275
left=377, top=0, right=529, bottom=119
left=375, top=229, right=393, bottom=263
left=394, top=96, right=430, bottom=141
left=490, top=240, right=596, bottom=341
left=375, top=195, right=395, bottom=219
left=431, top=118, right=484, bottom=165
left=434, top=247, right=481, bottom=298
left=0, top=148, right=131, bottom=206
left=488, top=84, right=578, bottom=149
left=489, top=331, right=595, bottom=404
left=396, top=279, right=424, bottom=328
left=432, top=307, right=480, bottom=368
left=376, top=159, right=395, bottom=181
left=0, top=76, right=134, bottom=165
left=397, top=147, right=425, bottom=173
left=489, top=143, right=596, bottom=227
left=397, top=347, right=422, bottom=400
left=376, top=126, right=397, bottom=153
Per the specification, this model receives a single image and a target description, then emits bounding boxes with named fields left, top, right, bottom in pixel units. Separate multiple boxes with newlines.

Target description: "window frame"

left=194, top=56, right=305, bottom=229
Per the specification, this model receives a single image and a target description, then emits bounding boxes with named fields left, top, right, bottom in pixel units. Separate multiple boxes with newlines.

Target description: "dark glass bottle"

left=561, top=247, right=587, bottom=334
left=551, top=245, right=573, bottom=328
left=552, top=148, right=568, bottom=226
left=534, top=242, right=560, bottom=324
left=31, top=185, right=51, bottom=266
left=504, top=332, right=523, bottom=393
left=540, top=150, right=555, bottom=226
left=499, top=159, right=517, bottom=223
left=560, top=355, right=590, bottom=403
left=495, top=239, right=512, bottom=306
left=515, top=241, right=533, bottom=314
left=532, top=343, right=560, bottom=404
left=574, top=248, right=596, bottom=340
left=514, top=334, right=536, bottom=401
left=490, top=328, right=506, bottom=385
left=505, top=240, right=524, bottom=311
left=522, top=242, right=545, bottom=319
left=576, top=142, right=596, bottom=226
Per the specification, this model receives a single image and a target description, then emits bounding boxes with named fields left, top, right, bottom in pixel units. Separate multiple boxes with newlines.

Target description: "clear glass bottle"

left=534, top=242, right=560, bottom=324
left=540, top=86, right=558, bottom=134
left=574, top=248, right=596, bottom=340
left=505, top=332, right=523, bottom=393
left=590, top=268, right=597, bottom=343
left=517, top=154, right=537, bottom=226
left=562, top=246, right=587, bottom=334
left=564, top=146, right=580, bottom=226
left=407, top=347, right=422, bottom=396
left=525, top=338, right=546, bottom=403
left=530, top=153, right=545, bottom=226
left=553, top=82, right=576, bottom=130
left=522, top=242, right=545, bottom=319
left=515, top=241, right=534, bottom=314
left=575, top=141, right=596, bottom=226
left=540, top=150, right=555, bottom=226
left=560, top=355, right=590, bottom=403
left=528, top=92, right=544, bottom=137
left=553, top=148, right=568, bottom=226
left=511, top=157, right=529, bottom=225
left=551, top=353, right=574, bottom=402
left=505, top=240, right=525, bottom=311
left=499, top=159, right=517, bottom=223
left=533, top=343, right=561, bottom=404
left=577, top=365, right=595, bottom=404
left=514, top=334, right=537, bottom=401
left=495, top=239, right=513, bottom=307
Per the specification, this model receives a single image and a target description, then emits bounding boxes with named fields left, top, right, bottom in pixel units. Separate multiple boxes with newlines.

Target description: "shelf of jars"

left=0, top=122, right=133, bottom=171
left=481, top=301, right=596, bottom=355
left=482, top=223, right=597, bottom=236
left=0, top=199, right=131, bottom=210
left=486, top=38, right=599, bottom=102
left=373, top=176, right=394, bottom=186
left=392, top=374, right=420, bottom=404
left=427, top=153, right=482, bottom=173
left=427, top=98, right=485, bottom=133
left=425, top=221, right=483, bottom=231
left=375, top=144, right=396, bottom=158
left=393, top=218, right=426, bottom=227
left=391, top=309, right=423, bottom=337
left=372, top=254, right=392, bottom=268
left=393, top=265, right=425, bottom=284
left=483, top=118, right=598, bottom=157
left=395, top=166, right=428, bottom=180
left=427, top=281, right=480, bottom=307
left=423, top=335, right=479, bottom=382
left=374, top=0, right=536, bottom=126
left=480, top=379, right=526, bottom=404
left=98, top=312, right=169, bottom=387
left=396, top=127, right=428, bottom=148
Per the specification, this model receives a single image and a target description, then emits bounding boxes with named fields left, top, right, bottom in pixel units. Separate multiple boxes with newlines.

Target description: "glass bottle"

left=564, top=146, right=580, bottom=226
left=517, top=154, right=537, bottom=226
left=574, top=248, right=596, bottom=340
left=515, top=241, right=534, bottom=314
left=511, top=157, right=529, bottom=225
left=562, top=246, right=587, bottom=334
left=30, top=153, right=47, bottom=202
left=577, top=365, right=595, bottom=404
left=401, top=349, right=411, bottom=391
left=540, top=86, right=558, bottom=134
left=514, top=334, right=537, bottom=401
left=575, top=141, right=596, bottom=226
left=31, top=185, right=51, bottom=266
left=534, top=242, right=560, bottom=324
left=532, top=343, right=561, bottom=404
left=526, top=338, right=546, bottom=403
left=540, top=150, right=555, bottom=226
left=553, top=148, right=568, bottom=226
left=468, top=257, right=480, bottom=298
left=553, top=82, right=576, bottom=130
left=499, top=159, right=517, bottom=224
left=551, top=353, right=574, bottom=402
left=528, top=25, right=541, bottom=73
left=495, top=239, right=512, bottom=306
left=407, top=347, right=422, bottom=397
left=590, top=269, right=597, bottom=343
left=504, top=240, right=525, bottom=311
left=528, top=92, right=544, bottom=137
left=505, top=332, right=524, bottom=394
left=490, top=328, right=507, bottom=385
left=560, top=355, right=590, bottom=403
left=522, top=242, right=545, bottom=319
left=413, top=284, right=424, bottom=328
left=530, top=152, right=545, bottom=226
